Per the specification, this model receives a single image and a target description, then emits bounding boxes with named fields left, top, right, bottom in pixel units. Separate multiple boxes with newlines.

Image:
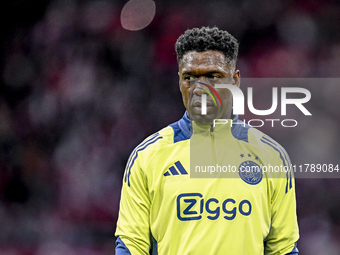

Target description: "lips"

left=192, top=100, right=215, bottom=107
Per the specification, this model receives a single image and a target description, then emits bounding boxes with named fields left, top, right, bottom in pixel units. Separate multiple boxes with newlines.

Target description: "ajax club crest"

left=238, top=160, right=263, bottom=185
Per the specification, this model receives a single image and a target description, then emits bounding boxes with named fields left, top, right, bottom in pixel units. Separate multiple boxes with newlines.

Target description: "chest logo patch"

left=238, top=160, right=263, bottom=185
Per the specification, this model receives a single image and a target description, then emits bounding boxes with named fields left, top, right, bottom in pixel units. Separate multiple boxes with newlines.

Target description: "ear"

left=178, top=72, right=182, bottom=92
left=233, top=70, right=240, bottom=88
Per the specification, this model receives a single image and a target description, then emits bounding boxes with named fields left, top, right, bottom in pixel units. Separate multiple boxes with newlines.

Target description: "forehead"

left=179, top=50, right=229, bottom=72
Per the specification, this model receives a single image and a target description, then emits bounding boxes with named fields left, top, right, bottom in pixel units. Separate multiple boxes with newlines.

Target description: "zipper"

left=210, top=125, right=217, bottom=167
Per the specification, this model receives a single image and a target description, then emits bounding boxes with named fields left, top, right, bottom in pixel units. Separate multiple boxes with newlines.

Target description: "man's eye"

left=208, top=75, right=222, bottom=83
left=212, top=75, right=221, bottom=79
left=184, top=75, right=195, bottom=81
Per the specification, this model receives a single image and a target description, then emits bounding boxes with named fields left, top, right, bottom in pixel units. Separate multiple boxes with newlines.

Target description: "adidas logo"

left=164, top=161, right=188, bottom=176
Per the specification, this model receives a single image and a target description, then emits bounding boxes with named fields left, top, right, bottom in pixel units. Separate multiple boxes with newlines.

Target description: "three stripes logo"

left=164, top=161, right=188, bottom=176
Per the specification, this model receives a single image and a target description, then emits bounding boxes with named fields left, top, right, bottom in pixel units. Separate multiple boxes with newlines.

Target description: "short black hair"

left=175, top=26, right=239, bottom=64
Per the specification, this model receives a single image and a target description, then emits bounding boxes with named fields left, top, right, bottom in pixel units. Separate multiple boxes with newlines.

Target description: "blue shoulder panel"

left=169, top=112, right=191, bottom=143
left=116, top=237, right=131, bottom=255
left=231, top=115, right=251, bottom=143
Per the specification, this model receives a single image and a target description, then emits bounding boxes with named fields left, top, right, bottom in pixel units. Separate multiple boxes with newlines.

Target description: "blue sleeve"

left=286, top=243, right=299, bottom=254
left=116, top=237, right=132, bottom=255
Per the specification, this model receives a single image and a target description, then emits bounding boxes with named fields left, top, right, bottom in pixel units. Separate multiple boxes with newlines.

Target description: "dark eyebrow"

left=181, top=71, right=196, bottom=76
left=181, top=70, right=224, bottom=76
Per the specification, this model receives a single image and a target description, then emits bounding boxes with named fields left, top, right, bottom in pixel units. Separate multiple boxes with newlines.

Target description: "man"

left=115, top=27, right=299, bottom=254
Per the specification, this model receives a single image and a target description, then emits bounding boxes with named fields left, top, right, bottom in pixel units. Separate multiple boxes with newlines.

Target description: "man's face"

left=178, top=50, right=240, bottom=127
